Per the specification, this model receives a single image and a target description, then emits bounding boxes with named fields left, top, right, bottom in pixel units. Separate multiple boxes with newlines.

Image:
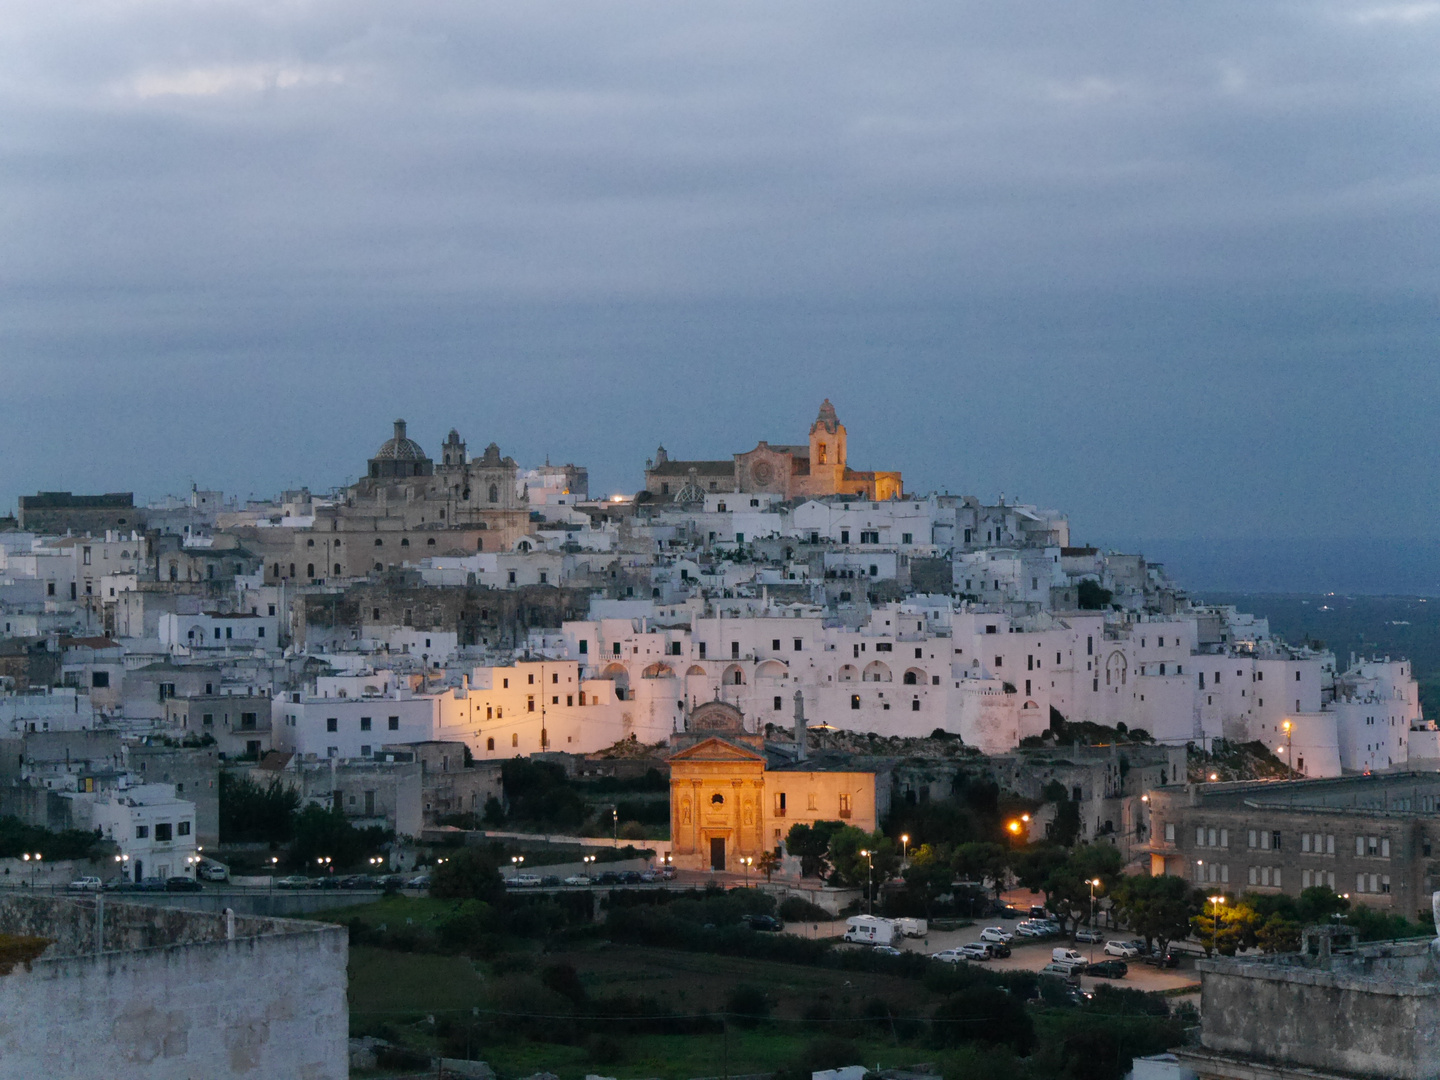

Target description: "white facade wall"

left=157, top=612, right=277, bottom=653
left=0, top=688, right=95, bottom=734
left=273, top=692, right=437, bottom=760
left=89, top=784, right=199, bottom=882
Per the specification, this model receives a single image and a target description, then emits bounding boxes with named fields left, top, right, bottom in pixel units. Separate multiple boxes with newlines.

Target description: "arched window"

left=400, top=538, right=410, bottom=547
left=486, top=737, right=495, bottom=751
left=427, top=538, right=436, bottom=546
left=374, top=538, right=383, bottom=547
left=511, top=733, right=518, bottom=747
left=711, top=793, right=725, bottom=805
left=307, top=564, right=315, bottom=578
left=374, top=562, right=383, bottom=572
left=334, top=563, right=342, bottom=575
left=272, top=563, right=280, bottom=577
left=288, top=563, right=295, bottom=577
left=306, top=538, right=315, bottom=547
left=489, top=484, right=499, bottom=502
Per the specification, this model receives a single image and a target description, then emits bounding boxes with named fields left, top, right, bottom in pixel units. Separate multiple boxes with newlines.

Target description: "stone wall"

left=0, top=894, right=346, bottom=1079
left=1196, top=942, right=1440, bottom=1080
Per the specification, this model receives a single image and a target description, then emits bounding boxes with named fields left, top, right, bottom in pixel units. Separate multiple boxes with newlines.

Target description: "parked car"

left=619, top=871, right=643, bottom=885
left=1029, top=905, right=1050, bottom=918
left=993, top=904, right=1025, bottom=919
left=66, top=877, right=102, bottom=892
left=988, top=942, right=1012, bottom=958
left=102, top=878, right=130, bottom=892
left=659, top=867, right=676, bottom=880
left=135, top=877, right=168, bottom=892
left=595, top=871, right=621, bottom=886
left=508, top=873, right=543, bottom=887
left=979, top=926, right=1013, bottom=944
left=743, top=914, right=783, bottom=932
left=541, top=875, right=561, bottom=887
left=1085, top=960, right=1128, bottom=979
left=165, top=876, right=202, bottom=893
left=1051, top=947, right=1088, bottom=971
left=1103, top=940, right=1139, bottom=959
left=198, top=862, right=229, bottom=883
left=639, top=870, right=659, bottom=883
left=931, top=948, right=967, bottom=964
left=872, top=945, right=903, bottom=957
left=405, top=874, right=432, bottom=889
left=1074, top=928, right=1104, bottom=944
left=563, top=874, right=593, bottom=886
left=276, top=875, right=311, bottom=890
left=1147, top=948, right=1182, bottom=969
left=1124, top=938, right=1153, bottom=955
left=1040, top=962, right=1080, bottom=979
left=958, top=942, right=992, bottom=961
left=338, top=875, right=369, bottom=889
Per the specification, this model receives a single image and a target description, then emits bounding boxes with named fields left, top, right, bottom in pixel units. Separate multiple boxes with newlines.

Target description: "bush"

left=586, top=1034, right=624, bottom=1064
left=726, top=983, right=771, bottom=1028
left=430, top=849, right=505, bottom=903
left=932, top=986, right=1035, bottom=1054
left=778, top=896, right=833, bottom=922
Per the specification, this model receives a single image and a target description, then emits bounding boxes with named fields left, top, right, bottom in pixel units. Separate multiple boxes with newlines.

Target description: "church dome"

left=373, top=420, right=427, bottom=461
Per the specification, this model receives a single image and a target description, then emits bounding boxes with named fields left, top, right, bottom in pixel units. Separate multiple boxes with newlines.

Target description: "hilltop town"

left=0, top=401, right=1434, bottom=1079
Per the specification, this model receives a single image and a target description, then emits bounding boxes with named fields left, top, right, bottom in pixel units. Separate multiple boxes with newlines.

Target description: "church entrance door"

left=710, top=837, right=726, bottom=872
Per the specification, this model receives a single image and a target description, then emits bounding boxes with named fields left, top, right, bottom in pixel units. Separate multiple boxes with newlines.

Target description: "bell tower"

left=808, top=399, right=847, bottom=494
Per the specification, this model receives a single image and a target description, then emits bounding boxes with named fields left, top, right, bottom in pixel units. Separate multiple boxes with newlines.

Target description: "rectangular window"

left=1357, top=835, right=1366, bottom=857
left=1382, top=838, right=1391, bottom=858
left=1196, top=827, right=1205, bottom=847
left=360, top=745, right=371, bottom=756
left=389, top=716, right=399, bottom=730
left=851, top=695, right=860, bottom=710
left=511, top=733, right=518, bottom=747
left=1272, top=831, right=1282, bottom=850
left=327, top=718, right=338, bottom=732
left=698, top=643, right=707, bottom=659
left=155, top=823, right=172, bottom=842
left=807, top=793, right=817, bottom=811
left=773, top=639, right=782, bottom=651
left=1249, top=866, right=1257, bottom=885
left=178, top=821, right=190, bottom=836
left=360, top=717, right=371, bottom=731
left=1164, top=823, right=1175, bottom=842
left=1302, top=833, right=1311, bottom=853
left=1220, top=828, right=1228, bottom=847
left=579, top=639, right=588, bottom=654
left=135, top=825, right=149, bottom=839
left=838, top=793, right=852, bottom=818
left=1382, top=875, right=1392, bottom=894
left=774, top=792, right=786, bottom=816
left=1303, top=869, right=1313, bottom=887
left=527, top=696, right=535, bottom=712
left=1221, top=865, right=1229, bottom=883
left=566, top=695, right=574, bottom=706
left=794, top=638, right=803, bottom=651
left=1327, top=834, right=1335, bottom=855
left=1357, top=873, right=1366, bottom=893
left=1370, top=873, right=1379, bottom=893
left=91, top=671, right=109, bottom=688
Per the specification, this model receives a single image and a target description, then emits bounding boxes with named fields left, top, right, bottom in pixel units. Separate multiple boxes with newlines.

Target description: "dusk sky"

left=1, top=2, right=1435, bottom=548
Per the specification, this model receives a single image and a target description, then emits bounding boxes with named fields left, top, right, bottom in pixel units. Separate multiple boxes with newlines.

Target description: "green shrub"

left=726, top=983, right=771, bottom=1028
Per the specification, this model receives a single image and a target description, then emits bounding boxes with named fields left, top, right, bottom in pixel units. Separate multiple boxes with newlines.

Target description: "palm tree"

left=756, top=851, right=781, bottom=883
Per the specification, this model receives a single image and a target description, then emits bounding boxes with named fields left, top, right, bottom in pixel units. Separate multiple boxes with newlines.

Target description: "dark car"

left=541, top=875, right=561, bottom=887
left=619, top=871, right=643, bottom=885
left=595, top=871, right=621, bottom=886
left=988, top=942, right=1012, bottom=958
left=744, top=914, right=783, bottom=932
left=338, top=875, right=369, bottom=889
left=164, top=876, right=202, bottom=893
left=135, top=876, right=168, bottom=892
left=994, top=905, right=1025, bottom=920
left=1084, top=960, right=1128, bottom=979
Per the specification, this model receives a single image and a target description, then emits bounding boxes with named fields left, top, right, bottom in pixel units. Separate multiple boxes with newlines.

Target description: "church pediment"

left=668, top=736, right=766, bottom=763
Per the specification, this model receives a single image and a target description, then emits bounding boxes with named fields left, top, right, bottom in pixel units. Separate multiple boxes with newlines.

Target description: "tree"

left=1110, top=874, right=1199, bottom=956
left=931, top=986, right=1035, bottom=1054
left=827, top=827, right=897, bottom=889
left=1010, top=843, right=1069, bottom=894
left=430, top=848, right=505, bottom=903
left=756, top=850, right=781, bottom=883
left=288, top=803, right=388, bottom=870
left=1255, top=913, right=1302, bottom=954
left=951, top=841, right=1009, bottom=898
left=218, top=773, right=298, bottom=844
left=786, top=821, right=843, bottom=879
left=1077, top=579, right=1113, bottom=610
left=1191, top=897, right=1260, bottom=956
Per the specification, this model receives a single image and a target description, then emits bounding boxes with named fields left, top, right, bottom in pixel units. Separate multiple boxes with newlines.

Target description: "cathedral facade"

left=644, top=400, right=902, bottom=504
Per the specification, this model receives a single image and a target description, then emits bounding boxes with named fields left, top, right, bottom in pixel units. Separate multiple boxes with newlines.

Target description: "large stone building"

left=16, top=492, right=143, bottom=534
left=229, top=420, right=532, bottom=585
left=1145, top=772, right=1440, bottom=922
left=666, top=700, right=889, bottom=871
left=644, top=400, right=902, bottom=504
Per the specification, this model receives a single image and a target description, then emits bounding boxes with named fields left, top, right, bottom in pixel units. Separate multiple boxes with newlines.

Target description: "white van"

left=1051, top=947, right=1087, bottom=970
left=843, top=915, right=896, bottom=946
left=893, top=917, right=928, bottom=938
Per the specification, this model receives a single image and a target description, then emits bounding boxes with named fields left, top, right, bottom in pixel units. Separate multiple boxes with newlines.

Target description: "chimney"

left=394, top=419, right=406, bottom=442
left=793, top=691, right=807, bottom=761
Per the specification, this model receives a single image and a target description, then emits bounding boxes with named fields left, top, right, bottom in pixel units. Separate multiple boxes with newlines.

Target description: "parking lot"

left=816, top=911, right=1201, bottom=994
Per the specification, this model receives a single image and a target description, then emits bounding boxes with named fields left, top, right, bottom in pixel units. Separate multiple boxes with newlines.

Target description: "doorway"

left=710, top=837, right=726, bottom=872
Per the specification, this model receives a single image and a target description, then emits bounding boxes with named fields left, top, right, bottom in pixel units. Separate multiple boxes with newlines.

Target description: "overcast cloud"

left=0, top=1, right=1435, bottom=544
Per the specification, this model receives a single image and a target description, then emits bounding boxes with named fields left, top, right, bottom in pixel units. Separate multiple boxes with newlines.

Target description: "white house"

left=89, top=784, right=199, bottom=883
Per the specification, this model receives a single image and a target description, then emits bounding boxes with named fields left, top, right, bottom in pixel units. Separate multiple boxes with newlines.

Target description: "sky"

left=0, top=1, right=1436, bottom=552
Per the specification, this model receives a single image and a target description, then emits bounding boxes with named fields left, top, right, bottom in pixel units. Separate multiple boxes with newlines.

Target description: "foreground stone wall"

left=0, top=895, right=346, bottom=1079
left=1197, top=943, right=1440, bottom=1080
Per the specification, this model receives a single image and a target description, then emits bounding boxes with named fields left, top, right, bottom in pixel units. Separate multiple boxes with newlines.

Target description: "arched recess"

left=721, top=664, right=746, bottom=686
left=838, top=664, right=859, bottom=683
left=755, top=659, right=788, bottom=682
left=863, top=660, right=892, bottom=683
left=903, top=667, right=926, bottom=685
left=1106, top=651, right=1127, bottom=687
left=1022, top=699, right=1040, bottom=710
left=642, top=662, right=676, bottom=679
left=686, top=665, right=707, bottom=677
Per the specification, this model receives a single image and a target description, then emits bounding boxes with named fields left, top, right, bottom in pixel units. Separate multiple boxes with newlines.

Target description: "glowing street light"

left=741, top=855, right=753, bottom=887
left=859, top=849, right=875, bottom=916
left=1208, top=895, right=1226, bottom=955
left=510, top=855, right=525, bottom=879
left=900, top=834, right=910, bottom=866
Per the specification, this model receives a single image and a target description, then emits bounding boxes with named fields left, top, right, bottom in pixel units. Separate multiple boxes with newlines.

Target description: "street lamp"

left=612, top=806, right=619, bottom=848
left=741, top=855, right=753, bottom=887
left=1087, top=878, right=1102, bottom=962
left=859, top=849, right=874, bottom=916
left=268, top=856, right=279, bottom=892
left=22, top=853, right=41, bottom=889
left=114, top=853, right=130, bottom=885
left=317, top=856, right=332, bottom=878
left=900, top=834, right=910, bottom=867
left=1282, top=720, right=1294, bottom=776
left=510, top=855, right=525, bottom=879
left=1208, top=895, right=1225, bottom=955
